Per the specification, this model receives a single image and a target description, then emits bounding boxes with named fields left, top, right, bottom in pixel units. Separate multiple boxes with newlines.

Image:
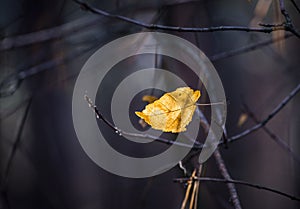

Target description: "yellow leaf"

left=138, top=95, right=158, bottom=129
left=135, top=87, right=201, bottom=133
left=142, top=95, right=158, bottom=103
left=237, top=113, right=248, bottom=127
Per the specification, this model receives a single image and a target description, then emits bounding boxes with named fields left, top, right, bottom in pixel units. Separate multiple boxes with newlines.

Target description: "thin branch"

left=280, top=0, right=293, bottom=24
left=0, top=16, right=102, bottom=51
left=1, top=98, right=32, bottom=209
left=289, top=0, right=300, bottom=13
left=279, top=0, right=300, bottom=37
left=180, top=169, right=196, bottom=209
left=0, top=14, right=24, bottom=35
left=181, top=84, right=300, bottom=206
left=0, top=45, right=95, bottom=97
left=196, top=104, right=242, bottom=209
left=83, top=83, right=300, bottom=207
left=242, top=102, right=300, bottom=164
left=1, top=0, right=298, bottom=51
left=84, top=95, right=203, bottom=149
left=210, top=33, right=294, bottom=62
left=1, top=33, right=294, bottom=99
left=213, top=149, right=242, bottom=209
left=226, top=83, right=300, bottom=144
left=84, top=82, right=300, bottom=151
left=1, top=98, right=32, bottom=188
left=174, top=177, right=300, bottom=202
left=73, top=0, right=295, bottom=35
left=0, top=0, right=200, bottom=51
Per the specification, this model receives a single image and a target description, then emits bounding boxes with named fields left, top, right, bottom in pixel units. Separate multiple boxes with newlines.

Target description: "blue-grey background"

left=1, top=0, right=300, bottom=209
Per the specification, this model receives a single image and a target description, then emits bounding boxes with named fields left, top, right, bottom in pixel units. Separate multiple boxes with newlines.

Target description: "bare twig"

left=174, top=177, right=300, bottom=202
left=73, top=0, right=296, bottom=35
left=226, top=83, right=300, bottom=144
left=196, top=104, right=242, bottom=209
left=0, top=0, right=202, bottom=51
left=278, top=0, right=300, bottom=37
left=84, top=94, right=203, bottom=149
left=214, top=149, right=242, bottom=209
left=83, top=85, right=300, bottom=207
left=242, top=102, right=300, bottom=164
left=186, top=84, right=300, bottom=206
left=84, top=82, right=300, bottom=151
left=179, top=165, right=202, bottom=209
left=180, top=169, right=196, bottom=209
left=280, top=0, right=293, bottom=24
left=190, top=165, right=202, bottom=209
left=254, top=0, right=300, bottom=38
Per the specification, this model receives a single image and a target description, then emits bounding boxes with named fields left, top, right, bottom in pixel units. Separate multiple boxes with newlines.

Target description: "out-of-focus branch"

left=226, top=83, right=300, bottom=144
left=242, top=102, right=300, bottom=164
left=174, top=177, right=300, bottom=201
left=289, top=0, right=300, bottom=13
left=0, top=45, right=94, bottom=98
left=2, top=33, right=293, bottom=99
left=1, top=0, right=298, bottom=51
left=73, top=0, right=297, bottom=35
left=1, top=98, right=32, bottom=188
left=0, top=16, right=101, bottom=51
left=0, top=0, right=202, bottom=51
left=210, top=33, right=293, bottom=61
left=1, top=98, right=32, bottom=209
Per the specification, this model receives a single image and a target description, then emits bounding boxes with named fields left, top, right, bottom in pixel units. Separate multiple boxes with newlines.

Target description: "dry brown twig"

left=179, top=165, right=202, bottom=209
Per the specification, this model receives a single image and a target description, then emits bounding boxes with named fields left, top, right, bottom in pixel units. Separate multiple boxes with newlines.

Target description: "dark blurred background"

left=1, top=0, right=300, bottom=209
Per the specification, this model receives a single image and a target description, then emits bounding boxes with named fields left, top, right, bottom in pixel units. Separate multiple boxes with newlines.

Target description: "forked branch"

left=73, top=0, right=299, bottom=37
